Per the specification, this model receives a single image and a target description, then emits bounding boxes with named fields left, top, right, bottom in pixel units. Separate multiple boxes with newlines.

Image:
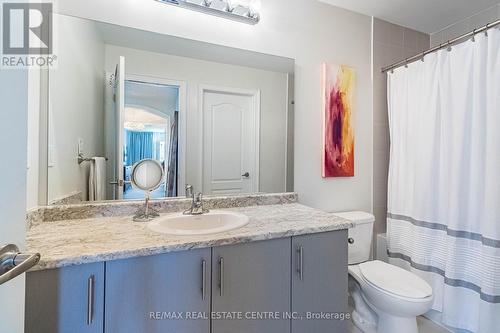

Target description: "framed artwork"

left=322, top=63, right=355, bottom=177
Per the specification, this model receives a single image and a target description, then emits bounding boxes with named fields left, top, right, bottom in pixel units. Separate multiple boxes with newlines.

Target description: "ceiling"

left=96, top=21, right=295, bottom=74
left=124, top=107, right=167, bottom=126
left=318, top=0, right=500, bottom=33
left=125, top=81, right=179, bottom=117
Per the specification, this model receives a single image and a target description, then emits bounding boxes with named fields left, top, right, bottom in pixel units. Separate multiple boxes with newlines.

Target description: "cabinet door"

left=212, top=238, right=291, bottom=333
left=292, top=231, right=348, bottom=333
left=105, top=248, right=211, bottom=333
left=25, top=262, right=105, bottom=333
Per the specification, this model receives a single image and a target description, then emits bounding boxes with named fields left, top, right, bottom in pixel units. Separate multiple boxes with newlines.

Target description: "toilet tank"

left=333, top=211, right=375, bottom=265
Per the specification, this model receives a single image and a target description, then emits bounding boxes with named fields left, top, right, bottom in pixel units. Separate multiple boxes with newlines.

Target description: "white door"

left=202, top=87, right=260, bottom=195
left=0, top=65, right=29, bottom=331
left=114, top=56, right=125, bottom=199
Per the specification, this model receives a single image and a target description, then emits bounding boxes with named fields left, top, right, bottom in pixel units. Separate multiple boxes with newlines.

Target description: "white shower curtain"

left=386, top=27, right=500, bottom=333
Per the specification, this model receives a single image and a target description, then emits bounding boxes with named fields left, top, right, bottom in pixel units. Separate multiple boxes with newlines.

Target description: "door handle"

left=109, top=180, right=131, bottom=186
left=242, top=172, right=250, bottom=178
left=0, top=244, right=41, bottom=285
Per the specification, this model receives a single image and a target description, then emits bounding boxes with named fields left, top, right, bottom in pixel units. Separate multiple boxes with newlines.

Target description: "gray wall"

left=372, top=18, right=430, bottom=242
left=431, top=4, right=500, bottom=47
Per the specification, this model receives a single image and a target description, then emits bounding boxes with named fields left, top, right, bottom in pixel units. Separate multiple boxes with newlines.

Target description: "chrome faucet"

left=184, top=185, right=209, bottom=215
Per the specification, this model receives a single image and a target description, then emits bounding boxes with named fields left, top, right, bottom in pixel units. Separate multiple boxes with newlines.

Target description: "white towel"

left=89, top=157, right=106, bottom=201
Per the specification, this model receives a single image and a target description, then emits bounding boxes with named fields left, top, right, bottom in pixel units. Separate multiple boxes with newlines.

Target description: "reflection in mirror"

left=130, top=159, right=165, bottom=192
left=40, top=14, right=294, bottom=205
left=130, top=159, right=165, bottom=222
left=123, top=81, right=179, bottom=199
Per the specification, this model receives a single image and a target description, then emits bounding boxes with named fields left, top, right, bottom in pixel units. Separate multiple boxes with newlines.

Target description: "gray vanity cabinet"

left=25, top=262, right=105, bottom=333
left=104, top=248, right=211, bottom=333
left=211, top=238, right=291, bottom=333
left=291, top=230, right=348, bottom=333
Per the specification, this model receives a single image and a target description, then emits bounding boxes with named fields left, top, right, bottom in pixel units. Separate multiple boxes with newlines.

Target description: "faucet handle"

left=185, top=184, right=194, bottom=198
left=195, top=192, right=203, bottom=202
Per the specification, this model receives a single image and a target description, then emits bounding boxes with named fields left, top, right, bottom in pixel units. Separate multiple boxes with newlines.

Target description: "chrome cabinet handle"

left=0, top=244, right=40, bottom=285
left=201, top=259, right=206, bottom=300
left=219, top=257, right=224, bottom=296
left=87, top=275, right=94, bottom=325
left=297, top=245, right=304, bottom=281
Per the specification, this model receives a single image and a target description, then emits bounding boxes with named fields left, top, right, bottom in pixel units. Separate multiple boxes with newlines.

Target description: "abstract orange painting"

left=322, top=63, right=355, bottom=177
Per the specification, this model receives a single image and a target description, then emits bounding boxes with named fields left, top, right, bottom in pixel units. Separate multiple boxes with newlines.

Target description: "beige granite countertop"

left=27, top=203, right=352, bottom=271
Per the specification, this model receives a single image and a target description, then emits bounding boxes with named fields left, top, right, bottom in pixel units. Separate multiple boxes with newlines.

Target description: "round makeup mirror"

left=131, top=159, right=164, bottom=192
left=130, top=159, right=164, bottom=221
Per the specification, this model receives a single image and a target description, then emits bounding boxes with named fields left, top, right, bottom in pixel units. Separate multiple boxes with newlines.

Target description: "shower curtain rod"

left=381, top=19, right=500, bottom=73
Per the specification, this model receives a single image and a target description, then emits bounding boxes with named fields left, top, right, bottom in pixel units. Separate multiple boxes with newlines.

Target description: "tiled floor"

left=350, top=316, right=450, bottom=333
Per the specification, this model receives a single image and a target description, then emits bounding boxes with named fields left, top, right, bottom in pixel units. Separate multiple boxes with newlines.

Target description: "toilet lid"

left=359, top=260, right=432, bottom=299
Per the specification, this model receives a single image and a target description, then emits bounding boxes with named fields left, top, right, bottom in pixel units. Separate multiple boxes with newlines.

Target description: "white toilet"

left=334, top=211, right=434, bottom=333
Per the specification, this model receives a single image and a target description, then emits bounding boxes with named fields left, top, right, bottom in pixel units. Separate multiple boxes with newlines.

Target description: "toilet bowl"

left=333, top=211, right=434, bottom=333
left=349, top=261, right=433, bottom=333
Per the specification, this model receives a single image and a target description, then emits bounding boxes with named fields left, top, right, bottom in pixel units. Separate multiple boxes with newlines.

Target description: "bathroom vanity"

left=24, top=194, right=351, bottom=333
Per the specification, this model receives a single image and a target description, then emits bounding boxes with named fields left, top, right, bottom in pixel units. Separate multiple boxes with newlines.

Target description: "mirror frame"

left=130, top=159, right=165, bottom=192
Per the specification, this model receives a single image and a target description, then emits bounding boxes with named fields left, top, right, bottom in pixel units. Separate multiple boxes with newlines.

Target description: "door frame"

left=125, top=73, right=187, bottom=196
left=199, top=84, right=261, bottom=194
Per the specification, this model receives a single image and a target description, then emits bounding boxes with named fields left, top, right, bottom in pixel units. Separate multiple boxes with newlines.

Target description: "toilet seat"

left=358, top=260, right=432, bottom=300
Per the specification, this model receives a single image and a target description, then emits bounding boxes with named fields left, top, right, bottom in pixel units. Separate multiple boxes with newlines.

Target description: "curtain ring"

left=485, top=23, right=489, bottom=37
left=404, top=58, right=409, bottom=68
left=471, top=29, right=476, bottom=42
left=421, top=51, right=425, bottom=62
left=446, top=41, right=452, bottom=52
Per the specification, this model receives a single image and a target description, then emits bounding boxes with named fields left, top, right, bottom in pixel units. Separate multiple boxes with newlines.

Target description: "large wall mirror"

left=34, top=14, right=294, bottom=205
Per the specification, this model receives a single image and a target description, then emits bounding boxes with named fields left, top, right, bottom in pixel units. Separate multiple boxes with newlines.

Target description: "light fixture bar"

left=156, top=0, right=260, bottom=25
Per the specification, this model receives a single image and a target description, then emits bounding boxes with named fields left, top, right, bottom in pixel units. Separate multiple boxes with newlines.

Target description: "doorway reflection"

left=122, top=81, right=179, bottom=199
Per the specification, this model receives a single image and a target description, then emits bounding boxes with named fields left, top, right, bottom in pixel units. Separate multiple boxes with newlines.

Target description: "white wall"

left=0, top=36, right=28, bottom=333
left=26, top=69, right=40, bottom=210
left=56, top=0, right=373, bottom=212
left=105, top=45, right=289, bottom=193
left=47, top=15, right=105, bottom=203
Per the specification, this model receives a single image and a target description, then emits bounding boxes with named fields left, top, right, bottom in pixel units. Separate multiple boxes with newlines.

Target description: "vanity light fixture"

left=155, top=0, right=260, bottom=25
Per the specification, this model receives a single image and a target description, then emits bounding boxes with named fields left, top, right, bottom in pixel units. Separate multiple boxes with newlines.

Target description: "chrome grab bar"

left=0, top=244, right=41, bottom=285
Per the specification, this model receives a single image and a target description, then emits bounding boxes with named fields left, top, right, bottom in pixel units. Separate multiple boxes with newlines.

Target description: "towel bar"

left=78, top=154, right=108, bottom=164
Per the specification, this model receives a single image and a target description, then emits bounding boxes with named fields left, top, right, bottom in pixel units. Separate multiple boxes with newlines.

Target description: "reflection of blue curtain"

left=125, top=130, right=153, bottom=166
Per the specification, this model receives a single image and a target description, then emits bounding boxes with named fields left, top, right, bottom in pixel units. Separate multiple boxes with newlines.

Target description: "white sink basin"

left=147, top=210, right=249, bottom=235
